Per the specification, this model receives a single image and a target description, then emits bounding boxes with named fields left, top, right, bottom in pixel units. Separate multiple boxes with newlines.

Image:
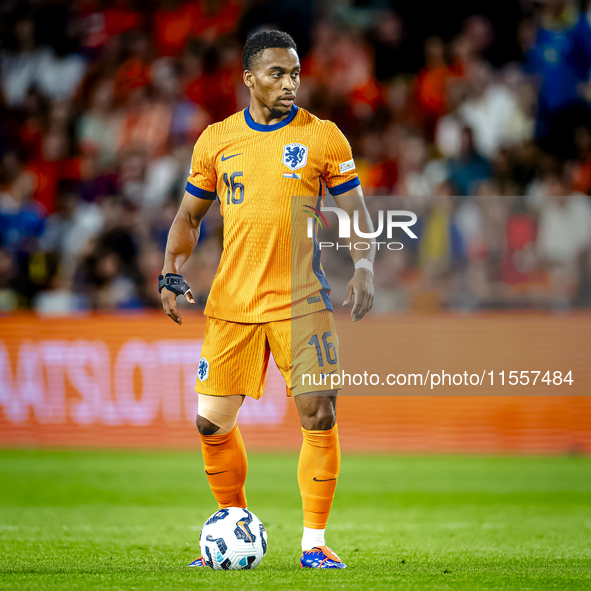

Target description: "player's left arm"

left=333, top=185, right=375, bottom=322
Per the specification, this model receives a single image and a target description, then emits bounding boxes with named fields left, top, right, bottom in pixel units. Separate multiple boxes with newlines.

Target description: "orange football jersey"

left=186, top=105, right=360, bottom=323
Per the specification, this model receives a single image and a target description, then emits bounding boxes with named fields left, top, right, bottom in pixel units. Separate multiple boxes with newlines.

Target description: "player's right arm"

left=160, top=193, right=214, bottom=325
left=161, top=126, right=218, bottom=325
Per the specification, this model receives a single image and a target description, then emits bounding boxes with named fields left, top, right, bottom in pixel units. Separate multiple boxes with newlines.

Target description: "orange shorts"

left=195, top=310, right=341, bottom=399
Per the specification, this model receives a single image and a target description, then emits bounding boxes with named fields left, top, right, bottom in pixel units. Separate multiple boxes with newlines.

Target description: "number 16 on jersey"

left=223, top=172, right=245, bottom=204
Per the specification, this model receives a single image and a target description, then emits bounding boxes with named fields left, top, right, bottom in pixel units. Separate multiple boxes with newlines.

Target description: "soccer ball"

left=199, top=507, right=267, bottom=570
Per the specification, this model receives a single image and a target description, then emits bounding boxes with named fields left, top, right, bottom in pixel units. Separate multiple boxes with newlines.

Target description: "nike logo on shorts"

left=221, top=153, right=242, bottom=161
left=205, top=470, right=228, bottom=476
left=313, top=477, right=337, bottom=482
left=320, top=370, right=337, bottom=378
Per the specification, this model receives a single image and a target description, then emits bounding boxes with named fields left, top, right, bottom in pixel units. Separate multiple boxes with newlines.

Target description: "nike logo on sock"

left=205, top=470, right=228, bottom=476
left=221, top=153, right=242, bottom=161
left=313, top=477, right=337, bottom=482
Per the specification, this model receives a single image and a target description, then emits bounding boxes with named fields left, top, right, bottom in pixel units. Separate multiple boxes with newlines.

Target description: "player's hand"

left=159, top=273, right=195, bottom=325
left=343, top=268, right=374, bottom=322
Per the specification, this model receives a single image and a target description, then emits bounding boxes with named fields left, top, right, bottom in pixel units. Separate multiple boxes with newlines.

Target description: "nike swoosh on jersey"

left=205, top=470, right=228, bottom=476
left=221, top=153, right=242, bottom=161
left=313, top=477, right=337, bottom=482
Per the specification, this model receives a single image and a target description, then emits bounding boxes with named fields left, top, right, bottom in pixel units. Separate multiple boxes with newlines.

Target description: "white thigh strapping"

left=197, top=393, right=244, bottom=434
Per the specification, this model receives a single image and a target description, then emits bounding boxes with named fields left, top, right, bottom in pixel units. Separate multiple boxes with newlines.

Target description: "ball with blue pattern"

left=199, top=507, right=267, bottom=570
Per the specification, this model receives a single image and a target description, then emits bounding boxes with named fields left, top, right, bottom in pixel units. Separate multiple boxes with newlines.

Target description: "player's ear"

left=243, top=70, right=254, bottom=89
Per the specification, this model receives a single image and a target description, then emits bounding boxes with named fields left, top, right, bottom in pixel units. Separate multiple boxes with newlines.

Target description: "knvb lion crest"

left=198, top=357, right=209, bottom=382
left=282, top=143, right=308, bottom=171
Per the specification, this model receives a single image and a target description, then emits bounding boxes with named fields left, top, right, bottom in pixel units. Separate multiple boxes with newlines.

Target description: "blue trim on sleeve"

left=328, top=177, right=361, bottom=196
left=185, top=182, right=216, bottom=200
left=311, top=194, right=333, bottom=312
left=244, top=105, right=298, bottom=132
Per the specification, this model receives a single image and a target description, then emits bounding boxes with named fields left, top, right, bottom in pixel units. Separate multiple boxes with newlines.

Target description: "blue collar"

left=244, top=105, right=298, bottom=132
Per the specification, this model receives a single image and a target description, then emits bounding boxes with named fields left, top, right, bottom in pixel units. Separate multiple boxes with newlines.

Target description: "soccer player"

left=160, top=30, right=375, bottom=570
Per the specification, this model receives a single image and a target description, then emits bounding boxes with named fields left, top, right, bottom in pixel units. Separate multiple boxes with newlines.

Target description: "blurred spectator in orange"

left=119, top=86, right=172, bottom=161
left=153, top=0, right=201, bottom=57
left=114, top=33, right=152, bottom=105
left=355, top=133, right=397, bottom=196
left=181, top=40, right=206, bottom=100
left=192, top=0, right=242, bottom=43
left=77, top=0, right=143, bottom=58
left=27, top=131, right=81, bottom=216
left=183, top=39, right=240, bottom=122
left=153, top=0, right=241, bottom=57
left=302, top=21, right=375, bottom=112
left=414, top=37, right=457, bottom=138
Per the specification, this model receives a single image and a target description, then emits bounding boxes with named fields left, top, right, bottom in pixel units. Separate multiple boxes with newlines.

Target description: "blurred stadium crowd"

left=1, top=0, right=591, bottom=314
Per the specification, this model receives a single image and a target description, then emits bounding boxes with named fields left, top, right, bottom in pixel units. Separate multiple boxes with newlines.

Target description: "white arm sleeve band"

left=354, top=258, right=374, bottom=275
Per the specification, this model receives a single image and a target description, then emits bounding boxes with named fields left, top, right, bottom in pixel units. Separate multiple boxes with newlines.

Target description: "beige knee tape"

left=198, top=394, right=244, bottom=434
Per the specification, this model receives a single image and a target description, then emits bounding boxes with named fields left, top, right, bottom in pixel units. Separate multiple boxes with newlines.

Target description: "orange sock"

left=298, top=424, right=341, bottom=529
left=199, top=424, right=247, bottom=509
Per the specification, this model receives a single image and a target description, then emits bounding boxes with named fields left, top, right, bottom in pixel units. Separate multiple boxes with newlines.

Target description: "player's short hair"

left=241, top=30, right=297, bottom=71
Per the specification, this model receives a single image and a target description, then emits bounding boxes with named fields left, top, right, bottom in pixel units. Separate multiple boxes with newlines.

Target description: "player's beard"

left=270, top=103, right=292, bottom=119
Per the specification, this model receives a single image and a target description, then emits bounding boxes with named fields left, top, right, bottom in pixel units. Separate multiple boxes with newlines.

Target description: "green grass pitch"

left=0, top=449, right=590, bottom=590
